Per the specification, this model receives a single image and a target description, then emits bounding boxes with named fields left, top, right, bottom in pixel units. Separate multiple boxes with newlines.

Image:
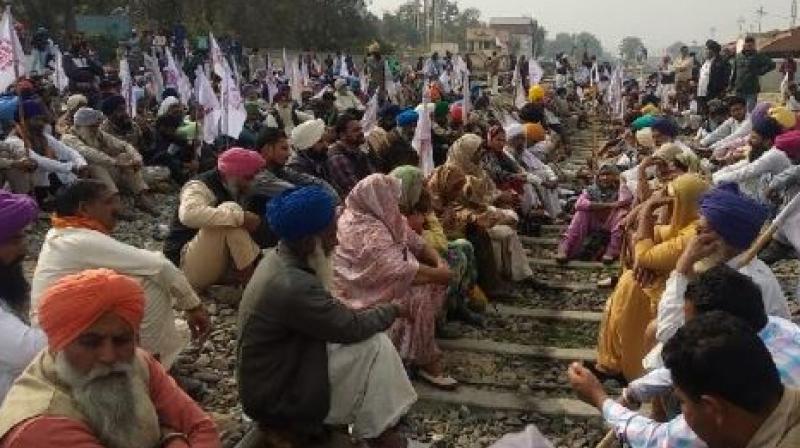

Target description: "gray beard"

left=54, top=353, right=159, bottom=448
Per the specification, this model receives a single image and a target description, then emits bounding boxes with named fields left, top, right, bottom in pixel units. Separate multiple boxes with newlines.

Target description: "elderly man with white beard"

left=0, top=269, right=221, bottom=448
left=236, top=186, right=417, bottom=448
left=61, top=107, right=157, bottom=215
left=643, top=182, right=791, bottom=370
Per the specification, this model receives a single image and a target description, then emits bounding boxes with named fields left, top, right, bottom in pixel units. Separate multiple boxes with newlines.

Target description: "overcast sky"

left=369, top=0, right=792, bottom=54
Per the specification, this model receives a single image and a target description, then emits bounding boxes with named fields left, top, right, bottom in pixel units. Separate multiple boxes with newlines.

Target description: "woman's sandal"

left=418, top=370, right=459, bottom=391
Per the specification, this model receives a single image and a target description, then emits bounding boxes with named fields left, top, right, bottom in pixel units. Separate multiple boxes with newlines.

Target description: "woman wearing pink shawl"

left=333, top=174, right=457, bottom=389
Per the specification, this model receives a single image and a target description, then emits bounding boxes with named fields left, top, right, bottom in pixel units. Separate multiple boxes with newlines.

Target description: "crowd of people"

left=0, top=21, right=799, bottom=448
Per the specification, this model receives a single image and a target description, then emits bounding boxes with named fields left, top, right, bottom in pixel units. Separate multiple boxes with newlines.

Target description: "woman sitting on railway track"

left=333, top=174, right=458, bottom=389
left=595, top=173, right=708, bottom=382
left=390, top=165, right=486, bottom=327
left=557, top=163, right=632, bottom=264
left=443, top=133, right=533, bottom=283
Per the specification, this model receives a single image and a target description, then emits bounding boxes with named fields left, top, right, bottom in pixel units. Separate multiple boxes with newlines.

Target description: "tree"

left=542, top=32, right=604, bottom=59
left=619, top=36, right=646, bottom=62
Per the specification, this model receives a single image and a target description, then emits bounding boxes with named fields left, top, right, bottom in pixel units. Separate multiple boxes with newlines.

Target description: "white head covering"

left=157, top=96, right=180, bottom=117
left=73, top=107, right=104, bottom=127
left=292, top=119, right=326, bottom=150
left=504, top=123, right=524, bottom=140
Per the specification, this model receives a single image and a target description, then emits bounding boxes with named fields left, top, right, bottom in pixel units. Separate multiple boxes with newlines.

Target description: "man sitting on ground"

left=572, top=265, right=800, bottom=447
left=61, top=107, right=156, bottom=215
left=326, top=113, right=375, bottom=197
left=31, top=180, right=210, bottom=369
left=237, top=186, right=416, bottom=448
left=0, top=190, right=46, bottom=403
left=570, top=312, right=800, bottom=448
left=0, top=269, right=221, bottom=447
left=163, top=148, right=265, bottom=292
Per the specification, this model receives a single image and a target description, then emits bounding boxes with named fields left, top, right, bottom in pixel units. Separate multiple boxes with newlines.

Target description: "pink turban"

left=217, top=147, right=266, bottom=178
left=776, top=130, right=800, bottom=160
left=38, top=269, right=145, bottom=351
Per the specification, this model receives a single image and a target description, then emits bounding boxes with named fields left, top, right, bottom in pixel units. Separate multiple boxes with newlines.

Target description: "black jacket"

left=236, top=244, right=397, bottom=431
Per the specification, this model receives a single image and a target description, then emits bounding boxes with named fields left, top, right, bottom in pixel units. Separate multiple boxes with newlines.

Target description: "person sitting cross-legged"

left=0, top=269, right=221, bottom=448
left=31, top=180, right=210, bottom=369
left=236, top=186, right=416, bottom=448
left=163, top=148, right=266, bottom=292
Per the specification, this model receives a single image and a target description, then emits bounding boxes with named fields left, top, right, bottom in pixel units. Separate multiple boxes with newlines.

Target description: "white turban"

left=73, top=107, right=104, bottom=127
left=292, top=119, right=326, bottom=151
left=504, top=123, right=524, bottom=139
left=158, top=96, right=181, bottom=117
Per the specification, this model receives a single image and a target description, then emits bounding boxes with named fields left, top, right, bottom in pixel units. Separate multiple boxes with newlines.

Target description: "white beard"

left=306, top=238, right=334, bottom=293
left=693, top=246, right=731, bottom=274
left=54, top=353, right=160, bottom=448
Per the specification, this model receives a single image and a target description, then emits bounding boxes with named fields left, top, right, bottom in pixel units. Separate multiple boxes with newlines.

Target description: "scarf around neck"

left=51, top=215, right=110, bottom=234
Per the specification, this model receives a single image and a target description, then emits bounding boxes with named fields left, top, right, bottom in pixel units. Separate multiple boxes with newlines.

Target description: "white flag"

left=513, top=67, right=526, bottom=109
left=462, top=70, right=471, bottom=124
left=290, top=57, right=303, bottom=103
left=164, top=48, right=192, bottom=104
left=143, top=51, right=164, bottom=101
left=52, top=45, right=69, bottom=94
left=384, top=59, right=397, bottom=100
left=209, top=33, right=228, bottom=78
left=119, top=58, right=136, bottom=118
left=0, top=7, right=26, bottom=93
left=361, top=92, right=379, bottom=136
left=529, top=59, right=544, bottom=85
left=220, top=63, right=247, bottom=139
left=413, top=89, right=434, bottom=176
left=339, top=54, right=350, bottom=78
left=195, top=66, right=221, bottom=144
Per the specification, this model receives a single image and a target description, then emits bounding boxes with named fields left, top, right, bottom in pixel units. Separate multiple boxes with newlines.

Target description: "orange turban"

left=38, top=269, right=145, bottom=351
left=523, top=123, right=546, bottom=143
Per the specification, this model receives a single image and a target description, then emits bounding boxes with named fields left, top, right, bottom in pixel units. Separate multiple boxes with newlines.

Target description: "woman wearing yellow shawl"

left=596, top=173, right=709, bottom=381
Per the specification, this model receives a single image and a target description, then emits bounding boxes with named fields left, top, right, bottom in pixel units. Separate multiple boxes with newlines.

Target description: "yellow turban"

left=641, top=104, right=660, bottom=116
left=528, top=85, right=545, bottom=103
left=769, top=106, right=797, bottom=130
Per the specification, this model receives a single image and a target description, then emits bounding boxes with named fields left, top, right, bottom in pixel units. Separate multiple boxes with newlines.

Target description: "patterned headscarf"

left=344, top=174, right=407, bottom=243
left=390, top=165, right=425, bottom=213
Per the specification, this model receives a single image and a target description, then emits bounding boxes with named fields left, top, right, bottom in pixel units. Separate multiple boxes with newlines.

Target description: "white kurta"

left=0, top=303, right=46, bottom=403
left=30, top=227, right=201, bottom=369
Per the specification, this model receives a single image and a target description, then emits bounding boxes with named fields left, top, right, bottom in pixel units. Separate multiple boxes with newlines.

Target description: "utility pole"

left=737, top=17, right=747, bottom=36
left=792, top=0, right=798, bottom=27
left=755, top=6, right=766, bottom=33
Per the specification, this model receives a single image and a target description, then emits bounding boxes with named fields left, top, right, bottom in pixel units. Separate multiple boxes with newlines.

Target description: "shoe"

left=418, top=370, right=459, bottom=391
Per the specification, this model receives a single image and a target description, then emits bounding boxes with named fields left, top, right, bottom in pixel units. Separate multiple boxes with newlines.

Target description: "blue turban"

left=379, top=103, right=401, bottom=119
left=631, top=114, right=657, bottom=131
left=396, top=109, right=419, bottom=127
left=651, top=117, right=678, bottom=137
left=14, top=100, right=46, bottom=122
left=752, top=115, right=783, bottom=141
left=700, top=183, right=770, bottom=250
left=266, top=186, right=337, bottom=241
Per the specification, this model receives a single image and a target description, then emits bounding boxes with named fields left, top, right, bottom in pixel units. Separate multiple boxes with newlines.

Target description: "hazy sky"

left=369, top=0, right=792, bottom=54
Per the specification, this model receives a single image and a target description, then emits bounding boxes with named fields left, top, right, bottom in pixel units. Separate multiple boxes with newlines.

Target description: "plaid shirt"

left=325, top=143, right=375, bottom=197
left=605, top=317, right=800, bottom=448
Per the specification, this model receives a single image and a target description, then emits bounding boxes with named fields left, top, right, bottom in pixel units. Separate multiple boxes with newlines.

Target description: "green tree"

left=619, top=36, right=646, bottom=62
